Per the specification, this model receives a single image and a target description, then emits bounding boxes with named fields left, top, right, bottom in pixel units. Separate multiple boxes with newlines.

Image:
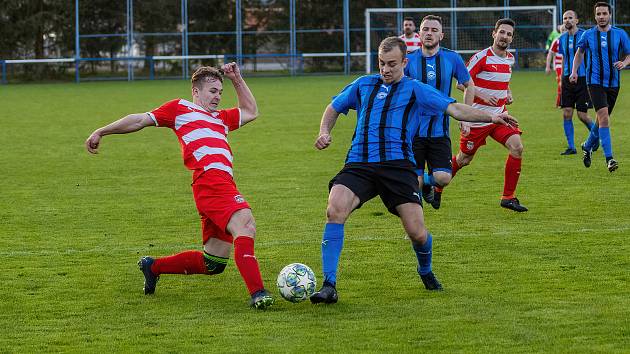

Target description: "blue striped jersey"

left=404, top=48, right=470, bottom=138
left=577, top=26, right=630, bottom=87
left=331, top=75, right=455, bottom=164
left=556, top=29, right=587, bottom=77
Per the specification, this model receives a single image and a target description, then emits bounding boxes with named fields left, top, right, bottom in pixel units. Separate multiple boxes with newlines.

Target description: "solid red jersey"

left=466, top=47, right=514, bottom=127
left=399, top=33, right=422, bottom=53
left=147, top=99, right=241, bottom=177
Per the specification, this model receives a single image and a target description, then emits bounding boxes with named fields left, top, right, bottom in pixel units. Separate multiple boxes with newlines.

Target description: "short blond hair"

left=191, top=66, right=223, bottom=88
left=378, top=37, right=407, bottom=58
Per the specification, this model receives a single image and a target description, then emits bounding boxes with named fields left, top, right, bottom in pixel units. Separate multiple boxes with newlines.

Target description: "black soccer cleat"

left=430, top=190, right=442, bottom=210
left=607, top=158, right=618, bottom=172
left=500, top=198, right=528, bottom=212
left=250, top=289, right=275, bottom=310
left=419, top=271, right=443, bottom=291
left=560, top=148, right=577, bottom=156
left=422, top=184, right=434, bottom=204
left=138, top=256, right=160, bottom=295
left=310, top=281, right=338, bottom=304
left=581, top=143, right=592, bottom=168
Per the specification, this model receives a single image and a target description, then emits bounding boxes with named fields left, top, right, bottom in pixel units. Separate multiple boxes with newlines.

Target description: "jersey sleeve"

left=331, top=77, right=361, bottom=115
left=466, top=51, right=485, bottom=78
left=148, top=99, right=179, bottom=128
left=576, top=30, right=588, bottom=50
left=218, top=108, right=241, bottom=131
left=453, top=53, right=471, bottom=85
left=620, top=29, right=630, bottom=56
left=413, top=80, right=455, bottom=115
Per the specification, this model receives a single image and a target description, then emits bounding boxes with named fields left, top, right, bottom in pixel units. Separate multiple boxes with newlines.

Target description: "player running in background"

left=404, top=15, right=475, bottom=210
left=546, top=25, right=565, bottom=108
left=400, top=17, right=422, bottom=53
left=550, top=10, right=596, bottom=156
left=570, top=2, right=630, bottom=172
left=452, top=18, right=528, bottom=212
left=309, top=37, right=517, bottom=304
left=85, top=64, right=275, bottom=309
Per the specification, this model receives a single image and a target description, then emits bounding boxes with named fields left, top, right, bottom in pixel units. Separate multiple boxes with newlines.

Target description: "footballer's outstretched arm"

left=445, top=103, right=518, bottom=127
left=222, top=62, right=258, bottom=125
left=85, top=113, right=155, bottom=154
left=315, top=104, right=340, bottom=150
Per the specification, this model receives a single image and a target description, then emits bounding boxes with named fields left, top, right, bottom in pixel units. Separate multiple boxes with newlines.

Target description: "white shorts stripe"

left=181, top=128, right=227, bottom=145
left=192, top=146, right=233, bottom=163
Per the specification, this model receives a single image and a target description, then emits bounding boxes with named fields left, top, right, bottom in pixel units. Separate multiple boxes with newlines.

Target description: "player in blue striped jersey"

left=404, top=15, right=475, bottom=209
left=553, top=10, right=596, bottom=156
left=570, top=2, right=630, bottom=172
left=309, top=37, right=517, bottom=304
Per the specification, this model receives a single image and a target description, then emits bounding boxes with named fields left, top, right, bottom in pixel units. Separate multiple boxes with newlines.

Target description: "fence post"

left=149, top=56, right=154, bottom=80
left=1, top=60, right=6, bottom=84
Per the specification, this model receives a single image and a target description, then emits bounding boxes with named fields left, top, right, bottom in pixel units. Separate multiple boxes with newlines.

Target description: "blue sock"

left=321, top=223, right=344, bottom=285
left=412, top=233, right=433, bottom=275
left=584, top=123, right=599, bottom=150
left=423, top=172, right=435, bottom=187
left=563, top=120, right=575, bottom=149
left=599, top=127, right=613, bottom=159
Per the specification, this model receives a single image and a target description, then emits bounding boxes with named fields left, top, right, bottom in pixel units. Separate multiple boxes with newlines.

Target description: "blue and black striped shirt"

left=556, top=29, right=587, bottom=77
left=404, top=48, right=470, bottom=138
left=577, top=26, right=630, bottom=87
left=331, top=75, right=455, bottom=165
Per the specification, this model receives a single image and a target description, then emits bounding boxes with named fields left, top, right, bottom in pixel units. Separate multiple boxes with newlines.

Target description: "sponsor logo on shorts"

left=466, top=141, right=474, bottom=151
left=234, top=195, right=245, bottom=203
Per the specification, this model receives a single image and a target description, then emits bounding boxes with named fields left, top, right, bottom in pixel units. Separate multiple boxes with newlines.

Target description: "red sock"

left=451, top=156, right=460, bottom=177
left=233, top=236, right=264, bottom=295
left=151, top=250, right=207, bottom=275
left=503, top=155, right=522, bottom=199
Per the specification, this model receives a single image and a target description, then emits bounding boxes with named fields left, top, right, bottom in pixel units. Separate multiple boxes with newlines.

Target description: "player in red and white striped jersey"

left=85, top=63, right=275, bottom=309
left=546, top=27, right=565, bottom=107
left=400, top=17, right=422, bottom=53
left=452, top=18, right=528, bottom=212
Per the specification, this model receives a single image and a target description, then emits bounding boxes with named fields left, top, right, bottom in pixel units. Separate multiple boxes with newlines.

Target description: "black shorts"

left=561, top=76, right=590, bottom=112
left=328, top=159, right=422, bottom=216
left=588, top=84, right=620, bottom=114
left=412, top=136, right=452, bottom=173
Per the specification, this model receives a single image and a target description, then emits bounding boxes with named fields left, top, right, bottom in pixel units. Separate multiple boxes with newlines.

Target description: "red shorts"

left=459, top=124, right=522, bottom=155
left=192, top=170, right=251, bottom=244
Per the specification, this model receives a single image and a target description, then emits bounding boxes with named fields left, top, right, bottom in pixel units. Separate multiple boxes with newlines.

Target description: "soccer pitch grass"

left=1, top=73, right=629, bottom=352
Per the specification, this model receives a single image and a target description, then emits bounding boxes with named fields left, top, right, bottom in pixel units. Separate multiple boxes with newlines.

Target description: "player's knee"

left=326, top=204, right=350, bottom=223
left=204, top=255, right=228, bottom=275
left=408, top=228, right=428, bottom=244
left=433, top=174, right=451, bottom=187
left=509, top=143, right=524, bottom=157
left=458, top=154, right=473, bottom=167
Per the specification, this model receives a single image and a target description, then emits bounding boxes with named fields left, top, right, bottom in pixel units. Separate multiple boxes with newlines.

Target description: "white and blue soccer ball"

left=276, top=263, right=317, bottom=303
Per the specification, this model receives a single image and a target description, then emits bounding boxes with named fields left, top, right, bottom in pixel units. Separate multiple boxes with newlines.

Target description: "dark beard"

left=423, top=42, right=438, bottom=50
left=564, top=23, right=573, bottom=30
left=496, top=42, right=508, bottom=50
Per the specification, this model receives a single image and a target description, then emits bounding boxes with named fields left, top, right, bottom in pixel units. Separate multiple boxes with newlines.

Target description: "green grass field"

left=1, top=72, right=629, bottom=352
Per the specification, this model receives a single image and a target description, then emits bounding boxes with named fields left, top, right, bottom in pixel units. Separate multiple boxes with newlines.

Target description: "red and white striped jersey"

left=466, top=47, right=514, bottom=127
left=550, top=38, right=563, bottom=70
left=399, top=33, right=422, bottom=53
left=148, top=99, right=241, bottom=177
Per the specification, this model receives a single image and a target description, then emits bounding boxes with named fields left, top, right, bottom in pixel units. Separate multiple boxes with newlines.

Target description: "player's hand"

left=221, top=62, right=241, bottom=80
left=506, top=92, right=514, bottom=105
left=315, top=133, right=332, bottom=150
left=492, top=112, right=519, bottom=128
left=484, top=95, right=499, bottom=106
left=85, top=132, right=102, bottom=154
left=545, top=67, right=551, bottom=75
left=459, top=122, right=471, bottom=137
left=569, top=73, right=578, bottom=83
left=613, top=61, right=627, bottom=70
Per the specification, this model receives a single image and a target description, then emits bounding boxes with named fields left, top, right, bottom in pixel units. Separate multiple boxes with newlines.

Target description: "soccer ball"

left=276, top=263, right=317, bottom=303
